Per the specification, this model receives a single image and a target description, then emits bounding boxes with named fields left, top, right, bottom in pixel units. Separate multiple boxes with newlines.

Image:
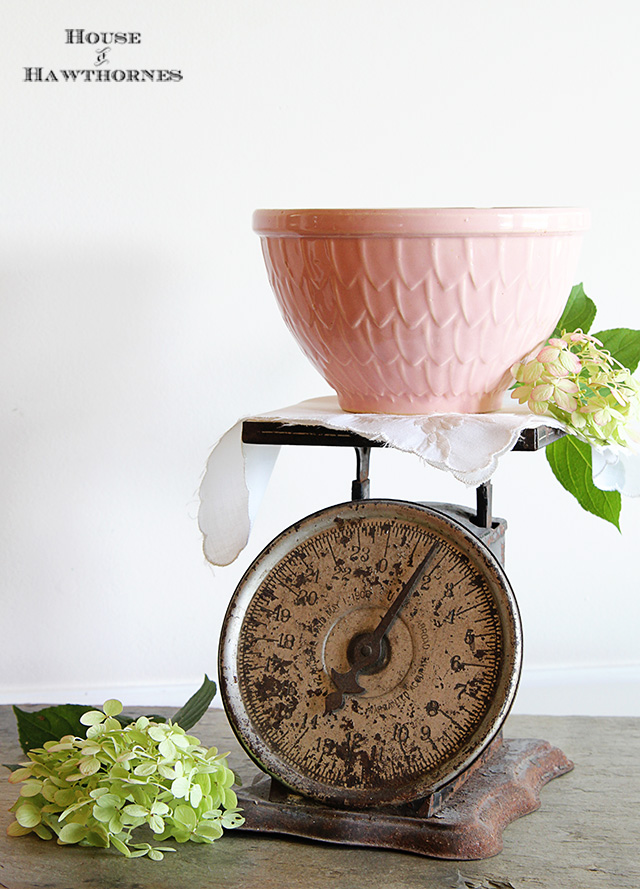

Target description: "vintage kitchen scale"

left=218, top=421, right=573, bottom=860
left=216, top=207, right=586, bottom=858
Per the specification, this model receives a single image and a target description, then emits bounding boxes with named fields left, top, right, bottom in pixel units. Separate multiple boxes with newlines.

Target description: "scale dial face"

left=219, top=500, right=521, bottom=808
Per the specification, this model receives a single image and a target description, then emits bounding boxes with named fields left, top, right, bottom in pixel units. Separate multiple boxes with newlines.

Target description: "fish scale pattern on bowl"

left=255, top=209, right=588, bottom=414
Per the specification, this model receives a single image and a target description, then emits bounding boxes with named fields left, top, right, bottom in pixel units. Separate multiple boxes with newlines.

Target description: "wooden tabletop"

left=1, top=707, right=638, bottom=889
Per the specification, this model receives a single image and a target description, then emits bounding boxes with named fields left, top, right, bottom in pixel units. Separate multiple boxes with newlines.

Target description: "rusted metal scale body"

left=232, top=737, right=572, bottom=859
left=220, top=499, right=521, bottom=807
left=217, top=421, right=571, bottom=858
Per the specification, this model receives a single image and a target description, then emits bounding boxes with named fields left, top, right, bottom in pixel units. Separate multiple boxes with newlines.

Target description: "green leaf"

left=7, top=766, right=32, bottom=781
left=78, top=757, right=100, bottom=777
left=171, top=776, right=190, bottom=799
left=174, top=805, right=197, bottom=831
left=92, top=806, right=114, bottom=824
left=54, top=789, right=76, bottom=807
left=552, top=283, right=597, bottom=337
left=79, top=710, right=106, bottom=726
left=13, top=705, right=90, bottom=754
left=194, top=822, right=223, bottom=841
left=223, top=788, right=238, bottom=810
left=58, top=822, right=87, bottom=844
left=7, top=820, right=33, bottom=837
left=117, top=712, right=167, bottom=728
left=592, top=327, right=640, bottom=373
left=15, top=802, right=41, bottom=828
left=102, top=699, right=123, bottom=718
left=94, top=792, right=121, bottom=808
left=58, top=800, right=91, bottom=822
left=84, top=827, right=109, bottom=848
left=171, top=675, right=217, bottom=731
left=19, top=781, right=43, bottom=797
left=122, top=804, right=148, bottom=818
left=136, top=714, right=167, bottom=726
left=149, top=813, right=165, bottom=833
left=110, top=835, right=131, bottom=857
left=133, top=762, right=157, bottom=777
left=150, top=801, right=170, bottom=816
left=546, top=436, right=621, bottom=528
left=193, top=772, right=211, bottom=795
left=13, top=704, right=168, bottom=753
left=221, top=810, right=245, bottom=829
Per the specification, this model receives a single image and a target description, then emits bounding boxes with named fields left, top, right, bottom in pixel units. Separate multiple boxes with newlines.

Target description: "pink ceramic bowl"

left=253, top=208, right=590, bottom=414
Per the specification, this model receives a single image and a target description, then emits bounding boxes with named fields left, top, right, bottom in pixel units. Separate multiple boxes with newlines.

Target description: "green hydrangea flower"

left=511, top=331, right=640, bottom=448
left=7, top=700, right=244, bottom=860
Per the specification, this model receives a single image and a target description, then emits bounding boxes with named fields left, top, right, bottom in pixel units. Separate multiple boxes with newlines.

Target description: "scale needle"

left=324, top=541, right=439, bottom=714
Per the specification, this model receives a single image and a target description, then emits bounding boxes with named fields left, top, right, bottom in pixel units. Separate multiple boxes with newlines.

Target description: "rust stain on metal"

left=245, top=738, right=573, bottom=860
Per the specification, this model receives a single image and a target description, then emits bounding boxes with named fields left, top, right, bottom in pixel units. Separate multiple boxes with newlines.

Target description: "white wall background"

left=1, top=0, right=639, bottom=716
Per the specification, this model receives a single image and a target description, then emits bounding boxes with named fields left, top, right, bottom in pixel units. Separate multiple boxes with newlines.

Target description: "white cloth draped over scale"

left=198, top=396, right=640, bottom=568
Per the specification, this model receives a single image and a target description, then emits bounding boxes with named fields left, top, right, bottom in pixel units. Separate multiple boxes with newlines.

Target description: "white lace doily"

left=198, top=396, right=569, bottom=567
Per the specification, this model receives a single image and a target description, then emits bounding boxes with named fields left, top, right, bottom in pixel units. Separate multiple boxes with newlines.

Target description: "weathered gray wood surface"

left=1, top=706, right=638, bottom=888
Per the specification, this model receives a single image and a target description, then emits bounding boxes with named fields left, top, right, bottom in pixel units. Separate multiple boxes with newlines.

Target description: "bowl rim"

left=253, top=207, right=590, bottom=237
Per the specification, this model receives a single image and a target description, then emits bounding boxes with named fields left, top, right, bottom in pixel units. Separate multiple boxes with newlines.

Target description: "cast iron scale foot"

left=218, top=421, right=572, bottom=860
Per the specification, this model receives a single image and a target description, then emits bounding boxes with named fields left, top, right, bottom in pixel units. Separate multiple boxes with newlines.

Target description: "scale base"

left=235, top=738, right=572, bottom=860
